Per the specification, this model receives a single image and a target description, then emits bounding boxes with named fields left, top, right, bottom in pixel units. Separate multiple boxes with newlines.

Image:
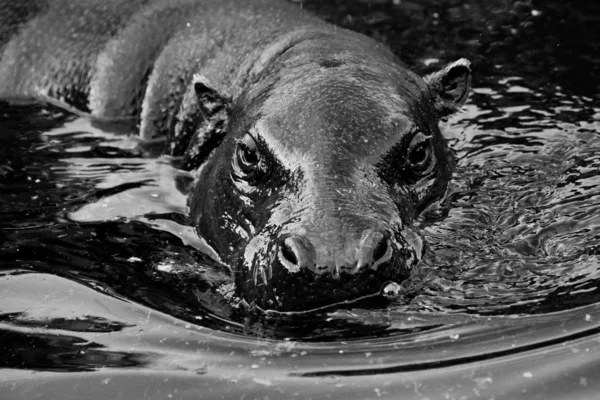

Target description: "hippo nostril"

left=358, top=230, right=393, bottom=270
left=280, top=240, right=298, bottom=265
left=372, top=236, right=389, bottom=262
left=278, top=234, right=317, bottom=273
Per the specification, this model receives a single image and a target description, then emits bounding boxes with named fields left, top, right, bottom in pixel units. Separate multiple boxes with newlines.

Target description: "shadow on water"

left=1, top=0, right=600, bottom=399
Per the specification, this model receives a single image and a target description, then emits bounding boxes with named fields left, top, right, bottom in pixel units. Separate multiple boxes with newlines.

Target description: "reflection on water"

left=1, top=0, right=599, bottom=399
left=412, top=76, right=600, bottom=316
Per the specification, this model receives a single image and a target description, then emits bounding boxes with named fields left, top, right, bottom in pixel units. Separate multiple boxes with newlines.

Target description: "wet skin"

left=0, top=0, right=471, bottom=311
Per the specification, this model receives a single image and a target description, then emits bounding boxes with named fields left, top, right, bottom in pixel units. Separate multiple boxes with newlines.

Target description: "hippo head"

left=188, top=32, right=471, bottom=312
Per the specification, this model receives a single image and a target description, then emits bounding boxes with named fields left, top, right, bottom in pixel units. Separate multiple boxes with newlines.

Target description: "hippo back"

left=0, top=0, right=336, bottom=143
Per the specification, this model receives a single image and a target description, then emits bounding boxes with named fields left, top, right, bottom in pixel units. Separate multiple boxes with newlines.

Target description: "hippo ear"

left=176, top=74, right=232, bottom=170
left=192, top=73, right=231, bottom=116
left=425, top=59, right=471, bottom=117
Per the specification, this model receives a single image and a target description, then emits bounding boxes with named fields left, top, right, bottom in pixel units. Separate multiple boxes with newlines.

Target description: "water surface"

left=1, top=0, right=599, bottom=399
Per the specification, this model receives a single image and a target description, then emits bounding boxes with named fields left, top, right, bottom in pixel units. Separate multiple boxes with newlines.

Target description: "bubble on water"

left=381, top=282, right=402, bottom=298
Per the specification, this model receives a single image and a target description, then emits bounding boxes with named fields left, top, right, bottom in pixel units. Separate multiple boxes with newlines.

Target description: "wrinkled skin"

left=0, top=0, right=471, bottom=312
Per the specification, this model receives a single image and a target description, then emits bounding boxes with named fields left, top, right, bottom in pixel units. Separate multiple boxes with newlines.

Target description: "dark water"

left=1, top=0, right=599, bottom=399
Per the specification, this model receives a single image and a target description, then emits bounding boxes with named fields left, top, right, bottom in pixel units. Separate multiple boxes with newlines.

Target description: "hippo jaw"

left=188, top=41, right=471, bottom=311
left=236, top=221, right=425, bottom=312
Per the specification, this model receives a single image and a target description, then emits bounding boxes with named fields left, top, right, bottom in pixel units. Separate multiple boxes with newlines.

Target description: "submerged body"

left=0, top=0, right=471, bottom=311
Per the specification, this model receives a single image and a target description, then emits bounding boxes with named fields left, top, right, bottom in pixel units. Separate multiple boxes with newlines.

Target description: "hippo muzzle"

left=188, top=34, right=471, bottom=312
left=235, top=170, right=425, bottom=311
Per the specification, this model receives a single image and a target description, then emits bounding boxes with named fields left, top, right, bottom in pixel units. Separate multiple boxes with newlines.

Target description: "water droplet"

left=381, top=282, right=402, bottom=298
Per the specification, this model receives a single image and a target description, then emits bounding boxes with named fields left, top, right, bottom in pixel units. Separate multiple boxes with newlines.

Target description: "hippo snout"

left=235, top=222, right=420, bottom=311
left=277, top=230, right=392, bottom=276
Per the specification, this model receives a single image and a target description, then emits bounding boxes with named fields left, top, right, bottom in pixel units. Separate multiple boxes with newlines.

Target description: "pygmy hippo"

left=0, top=0, right=471, bottom=311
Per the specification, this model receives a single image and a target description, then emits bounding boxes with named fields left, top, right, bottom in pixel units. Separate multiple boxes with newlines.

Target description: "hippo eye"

left=232, top=133, right=267, bottom=186
left=236, top=134, right=261, bottom=168
left=407, top=132, right=435, bottom=176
